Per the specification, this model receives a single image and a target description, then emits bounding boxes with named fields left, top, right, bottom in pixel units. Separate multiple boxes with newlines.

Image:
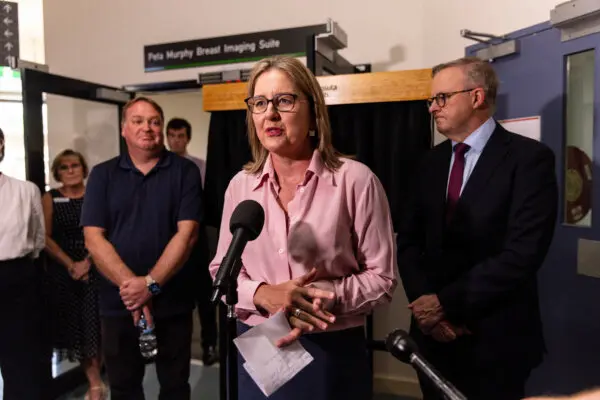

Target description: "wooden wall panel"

left=202, top=68, right=432, bottom=111
left=202, top=81, right=248, bottom=112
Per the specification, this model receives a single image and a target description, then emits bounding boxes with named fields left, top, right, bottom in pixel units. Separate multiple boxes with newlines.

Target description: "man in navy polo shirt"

left=82, top=97, right=202, bottom=400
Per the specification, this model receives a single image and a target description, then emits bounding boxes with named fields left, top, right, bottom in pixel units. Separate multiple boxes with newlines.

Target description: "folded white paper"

left=234, top=311, right=314, bottom=396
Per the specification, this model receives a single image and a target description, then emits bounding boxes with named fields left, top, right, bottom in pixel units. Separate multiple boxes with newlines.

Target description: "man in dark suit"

left=397, top=57, right=558, bottom=400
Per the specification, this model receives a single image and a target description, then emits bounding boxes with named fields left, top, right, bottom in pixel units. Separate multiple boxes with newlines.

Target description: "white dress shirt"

left=0, top=173, right=45, bottom=261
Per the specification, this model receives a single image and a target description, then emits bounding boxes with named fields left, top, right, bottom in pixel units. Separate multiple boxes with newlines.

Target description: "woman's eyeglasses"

left=58, top=163, right=82, bottom=171
left=244, top=93, right=299, bottom=114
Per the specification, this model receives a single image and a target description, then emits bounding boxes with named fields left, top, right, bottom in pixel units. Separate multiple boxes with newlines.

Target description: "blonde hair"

left=243, top=56, right=343, bottom=174
left=432, top=56, right=499, bottom=111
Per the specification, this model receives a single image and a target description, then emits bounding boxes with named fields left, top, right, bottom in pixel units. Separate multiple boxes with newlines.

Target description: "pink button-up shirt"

left=209, top=150, right=397, bottom=331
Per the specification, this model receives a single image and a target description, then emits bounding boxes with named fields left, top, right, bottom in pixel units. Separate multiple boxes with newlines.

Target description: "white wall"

left=45, top=94, right=121, bottom=188
left=43, top=0, right=424, bottom=85
left=42, top=0, right=562, bottom=394
left=13, top=0, right=45, bottom=64
left=43, top=0, right=561, bottom=85
left=422, top=0, right=559, bottom=67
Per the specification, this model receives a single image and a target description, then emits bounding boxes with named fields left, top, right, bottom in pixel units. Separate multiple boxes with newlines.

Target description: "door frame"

left=465, top=21, right=600, bottom=394
left=20, top=68, right=134, bottom=397
left=21, top=68, right=134, bottom=191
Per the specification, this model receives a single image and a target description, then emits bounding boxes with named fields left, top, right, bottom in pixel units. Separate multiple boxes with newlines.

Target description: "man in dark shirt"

left=397, top=58, right=557, bottom=400
left=166, top=117, right=218, bottom=366
left=82, top=97, right=202, bottom=400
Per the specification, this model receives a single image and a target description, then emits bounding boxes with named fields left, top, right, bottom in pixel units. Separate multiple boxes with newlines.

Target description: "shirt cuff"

left=237, top=279, right=265, bottom=313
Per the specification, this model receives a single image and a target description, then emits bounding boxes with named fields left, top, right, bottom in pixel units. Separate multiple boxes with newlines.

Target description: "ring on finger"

left=293, top=307, right=302, bottom=318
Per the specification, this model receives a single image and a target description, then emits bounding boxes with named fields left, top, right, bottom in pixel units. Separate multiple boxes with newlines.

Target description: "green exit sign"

left=0, top=66, right=20, bottom=78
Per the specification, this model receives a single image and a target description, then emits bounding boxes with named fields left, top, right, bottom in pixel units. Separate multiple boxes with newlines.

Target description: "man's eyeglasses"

left=427, top=88, right=477, bottom=108
left=244, top=93, right=299, bottom=114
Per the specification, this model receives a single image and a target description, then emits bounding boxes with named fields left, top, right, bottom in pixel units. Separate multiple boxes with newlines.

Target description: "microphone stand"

left=214, top=258, right=241, bottom=400
left=410, top=353, right=466, bottom=400
left=224, top=259, right=239, bottom=400
left=386, top=329, right=467, bottom=400
left=211, top=200, right=265, bottom=400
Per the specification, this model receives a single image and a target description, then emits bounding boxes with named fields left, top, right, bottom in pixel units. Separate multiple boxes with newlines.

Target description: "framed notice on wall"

left=498, top=116, right=541, bottom=141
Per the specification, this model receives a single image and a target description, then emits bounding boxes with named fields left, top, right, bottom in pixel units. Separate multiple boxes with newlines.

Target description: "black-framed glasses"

left=427, top=88, right=477, bottom=108
left=244, top=93, right=299, bottom=114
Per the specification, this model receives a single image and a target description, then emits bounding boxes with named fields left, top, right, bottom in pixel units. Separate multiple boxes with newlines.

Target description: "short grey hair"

left=432, top=56, right=499, bottom=110
left=0, top=127, right=4, bottom=163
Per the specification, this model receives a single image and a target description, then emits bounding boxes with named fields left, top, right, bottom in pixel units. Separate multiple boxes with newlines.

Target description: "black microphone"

left=210, top=199, right=265, bottom=304
left=386, top=329, right=467, bottom=400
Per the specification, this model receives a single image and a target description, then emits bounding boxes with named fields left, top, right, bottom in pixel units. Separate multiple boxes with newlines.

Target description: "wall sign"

left=0, top=1, right=18, bottom=68
left=144, top=24, right=327, bottom=72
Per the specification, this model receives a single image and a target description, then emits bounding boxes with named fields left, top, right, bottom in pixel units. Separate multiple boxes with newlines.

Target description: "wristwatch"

left=145, top=275, right=161, bottom=296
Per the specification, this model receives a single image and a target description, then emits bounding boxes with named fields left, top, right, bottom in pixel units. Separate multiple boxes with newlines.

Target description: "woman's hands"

left=253, top=268, right=337, bottom=347
left=69, top=258, right=91, bottom=281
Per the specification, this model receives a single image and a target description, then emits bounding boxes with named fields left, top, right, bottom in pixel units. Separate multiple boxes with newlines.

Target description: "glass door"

left=20, top=67, right=133, bottom=397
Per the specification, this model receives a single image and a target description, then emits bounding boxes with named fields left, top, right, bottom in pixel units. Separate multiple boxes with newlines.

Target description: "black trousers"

left=237, top=323, right=372, bottom=400
left=0, top=258, right=52, bottom=400
left=415, top=332, right=531, bottom=400
left=196, top=264, right=217, bottom=350
left=101, top=312, right=193, bottom=400
left=191, top=229, right=217, bottom=350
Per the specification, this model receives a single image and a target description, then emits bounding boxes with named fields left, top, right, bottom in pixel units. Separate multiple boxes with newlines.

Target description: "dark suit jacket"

left=397, top=123, right=558, bottom=371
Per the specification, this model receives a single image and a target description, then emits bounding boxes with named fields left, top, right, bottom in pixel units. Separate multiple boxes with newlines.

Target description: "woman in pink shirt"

left=210, top=56, right=397, bottom=400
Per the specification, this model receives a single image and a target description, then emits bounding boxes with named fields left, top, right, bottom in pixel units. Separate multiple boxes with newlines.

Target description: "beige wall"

left=143, top=91, right=210, bottom=160
left=41, top=0, right=562, bottom=395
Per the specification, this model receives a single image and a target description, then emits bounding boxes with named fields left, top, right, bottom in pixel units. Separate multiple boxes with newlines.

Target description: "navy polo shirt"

left=81, top=149, right=202, bottom=318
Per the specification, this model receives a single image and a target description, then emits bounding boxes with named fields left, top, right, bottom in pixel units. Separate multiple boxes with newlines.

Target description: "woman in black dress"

left=42, top=149, right=105, bottom=400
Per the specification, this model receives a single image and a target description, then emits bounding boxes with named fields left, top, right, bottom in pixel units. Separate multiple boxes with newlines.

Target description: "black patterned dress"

left=46, top=188, right=101, bottom=362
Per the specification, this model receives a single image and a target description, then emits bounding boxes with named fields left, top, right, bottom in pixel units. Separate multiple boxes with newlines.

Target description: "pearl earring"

left=309, top=130, right=316, bottom=137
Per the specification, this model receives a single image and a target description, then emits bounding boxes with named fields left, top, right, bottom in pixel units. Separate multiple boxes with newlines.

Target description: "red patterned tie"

left=446, top=143, right=470, bottom=222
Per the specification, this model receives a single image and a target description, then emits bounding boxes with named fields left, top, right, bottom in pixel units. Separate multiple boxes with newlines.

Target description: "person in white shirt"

left=0, top=127, right=49, bottom=399
left=166, top=117, right=218, bottom=366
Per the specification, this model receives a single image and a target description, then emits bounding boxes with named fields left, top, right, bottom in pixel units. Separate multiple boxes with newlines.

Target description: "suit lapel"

left=454, top=125, right=511, bottom=215
left=432, top=141, right=453, bottom=233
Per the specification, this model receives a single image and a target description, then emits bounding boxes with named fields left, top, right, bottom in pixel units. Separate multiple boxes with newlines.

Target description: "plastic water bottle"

left=138, top=315, right=158, bottom=359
